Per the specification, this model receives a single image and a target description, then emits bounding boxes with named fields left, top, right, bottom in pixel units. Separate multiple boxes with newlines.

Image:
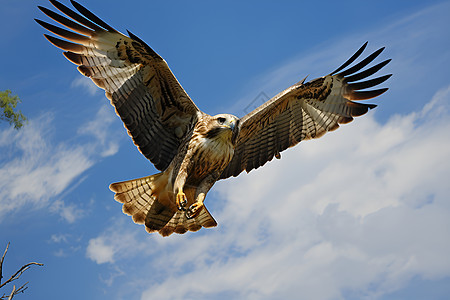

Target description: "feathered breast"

left=188, top=130, right=235, bottom=180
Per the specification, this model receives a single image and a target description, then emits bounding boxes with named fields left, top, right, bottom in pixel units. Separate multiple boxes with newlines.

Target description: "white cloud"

left=0, top=115, right=93, bottom=216
left=50, top=233, right=69, bottom=244
left=100, top=266, right=125, bottom=287
left=80, top=83, right=450, bottom=299
left=86, top=237, right=116, bottom=264
left=48, top=233, right=82, bottom=258
left=126, top=84, right=450, bottom=300
left=71, top=76, right=99, bottom=96
left=50, top=199, right=86, bottom=223
left=85, top=222, right=150, bottom=265
left=0, top=103, right=121, bottom=221
left=78, top=104, right=121, bottom=158
left=81, top=3, right=450, bottom=299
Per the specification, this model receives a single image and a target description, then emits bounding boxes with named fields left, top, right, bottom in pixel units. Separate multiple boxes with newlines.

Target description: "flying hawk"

left=37, top=0, right=391, bottom=236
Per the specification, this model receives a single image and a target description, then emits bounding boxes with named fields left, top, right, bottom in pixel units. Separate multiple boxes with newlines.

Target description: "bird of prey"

left=37, top=0, right=391, bottom=236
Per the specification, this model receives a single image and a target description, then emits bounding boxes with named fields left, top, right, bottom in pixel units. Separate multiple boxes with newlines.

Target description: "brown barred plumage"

left=37, top=1, right=391, bottom=236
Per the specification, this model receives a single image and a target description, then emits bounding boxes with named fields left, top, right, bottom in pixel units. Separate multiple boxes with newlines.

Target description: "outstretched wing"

left=220, top=42, right=391, bottom=179
left=36, top=0, right=200, bottom=171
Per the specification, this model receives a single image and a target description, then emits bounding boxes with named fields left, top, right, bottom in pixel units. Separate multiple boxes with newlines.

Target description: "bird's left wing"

left=36, top=0, right=201, bottom=171
left=220, top=42, right=391, bottom=179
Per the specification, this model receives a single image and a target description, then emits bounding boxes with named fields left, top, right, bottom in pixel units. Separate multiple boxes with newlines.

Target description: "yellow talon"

left=176, top=191, right=187, bottom=211
left=186, top=201, right=204, bottom=219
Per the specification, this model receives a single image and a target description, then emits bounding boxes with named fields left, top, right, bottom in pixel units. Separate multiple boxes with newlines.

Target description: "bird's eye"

left=218, top=117, right=226, bottom=124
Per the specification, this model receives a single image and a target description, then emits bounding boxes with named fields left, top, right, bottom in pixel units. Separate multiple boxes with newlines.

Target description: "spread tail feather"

left=109, top=174, right=217, bottom=236
left=156, top=201, right=218, bottom=236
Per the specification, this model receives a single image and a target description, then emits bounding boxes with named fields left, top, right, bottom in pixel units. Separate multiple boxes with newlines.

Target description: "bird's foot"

left=176, top=191, right=187, bottom=211
left=185, top=201, right=204, bottom=219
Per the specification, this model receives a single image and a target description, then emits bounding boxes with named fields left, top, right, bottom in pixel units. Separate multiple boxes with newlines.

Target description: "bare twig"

left=0, top=242, right=9, bottom=285
left=1, top=282, right=30, bottom=300
left=12, top=283, right=27, bottom=295
left=0, top=243, right=43, bottom=299
left=7, top=285, right=15, bottom=300
left=0, top=262, right=44, bottom=289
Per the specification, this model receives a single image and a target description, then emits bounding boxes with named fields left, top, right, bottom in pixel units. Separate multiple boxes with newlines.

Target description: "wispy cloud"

left=26, top=2, right=446, bottom=299
left=135, top=83, right=450, bottom=300
left=86, top=221, right=149, bottom=265
left=0, top=115, right=92, bottom=216
left=48, top=233, right=82, bottom=258
left=78, top=104, right=121, bottom=158
left=83, top=83, right=450, bottom=299
left=50, top=199, right=86, bottom=223
left=50, top=233, right=70, bottom=244
left=71, top=76, right=99, bottom=96
left=0, top=103, right=121, bottom=221
left=78, top=3, right=450, bottom=298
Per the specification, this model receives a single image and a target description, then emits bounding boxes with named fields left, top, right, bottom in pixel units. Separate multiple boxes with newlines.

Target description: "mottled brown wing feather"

left=220, top=42, right=391, bottom=179
left=36, top=0, right=200, bottom=171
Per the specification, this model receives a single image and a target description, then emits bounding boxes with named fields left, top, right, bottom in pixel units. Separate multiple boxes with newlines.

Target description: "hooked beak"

left=228, top=120, right=236, bottom=131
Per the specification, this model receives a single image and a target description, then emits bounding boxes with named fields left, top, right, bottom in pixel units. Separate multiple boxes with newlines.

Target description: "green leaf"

left=0, top=90, right=27, bottom=129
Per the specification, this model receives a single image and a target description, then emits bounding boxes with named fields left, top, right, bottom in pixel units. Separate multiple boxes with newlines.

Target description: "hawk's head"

left=205, top=114, right=240, bottom=144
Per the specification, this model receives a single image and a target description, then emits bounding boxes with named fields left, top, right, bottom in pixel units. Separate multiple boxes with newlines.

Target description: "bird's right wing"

left=220, top=42, right=391, bottom=179
left=36, top=0, right=201, bottom=171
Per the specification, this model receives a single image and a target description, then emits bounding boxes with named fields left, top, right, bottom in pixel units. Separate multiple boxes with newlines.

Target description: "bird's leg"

left=176, top=188, right=187, bottom=211
left=174, top=172, right=188, bottom=211
left=185, top=174, right=218, bottom=219
left=185, top=193, right=205, bottom=219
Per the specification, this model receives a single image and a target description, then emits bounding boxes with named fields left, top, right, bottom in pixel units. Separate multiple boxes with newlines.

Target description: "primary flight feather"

left=37, top=0, right=391, bottom=236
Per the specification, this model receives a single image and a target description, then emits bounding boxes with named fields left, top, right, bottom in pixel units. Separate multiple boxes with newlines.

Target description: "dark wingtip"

left=330, top=42, right=368, bottom=75
left=126, top=29, right=162, bottom=59
left=348, top=74, right=392, bottom=91
left=70, top=0, right=118, bottom=32
left=126, top=29, right=137, bottom=40
left=48, top=0, right=65, bottom=11
left=43, top=34, right=84, bottom=52
left=35, top=18, right=53, bottom=31
left=345, top=59, right=391, bottom=83
left=337, top=47, right=386, bottom=78
left=63, top=51, right=83, bottom=65
left=350, top=88, right=389, bottom=101
left=348, top=101, right=377, bottom=117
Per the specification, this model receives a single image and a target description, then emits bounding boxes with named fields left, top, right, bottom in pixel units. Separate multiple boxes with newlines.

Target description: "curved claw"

left=176, top=192, right=187, bottom=211
left=179, top=198, right=187, bottom=210
left=185, top=202, right=204, bottom=219
left=185, top=209, right=195, bottom=220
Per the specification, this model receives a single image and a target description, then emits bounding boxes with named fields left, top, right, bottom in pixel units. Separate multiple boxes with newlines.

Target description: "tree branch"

left=6, top=285, right=15, bottom=300
left=0, top=242, right=9, bottom=286
left=0, top=243, right=43, bottom=299
left=0, top=262, right=44, bottom=289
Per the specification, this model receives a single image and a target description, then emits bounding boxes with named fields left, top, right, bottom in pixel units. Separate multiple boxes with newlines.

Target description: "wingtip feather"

left=330, top=42, right=368, bottom=75
left=63, top=51, right=82, bottom=65
left=347, top=74, right=392, bottom=91
left=44, top=34, right=85, bottom=53
left=70, top=0, right=118, bottom=32
left=349, top=88, right=389, bottom=101
left=77, top=65, right=93, bottom=77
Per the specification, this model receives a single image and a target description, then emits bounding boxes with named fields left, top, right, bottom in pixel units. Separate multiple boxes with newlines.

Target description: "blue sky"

left=1, top=0, right=450, bottom=299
